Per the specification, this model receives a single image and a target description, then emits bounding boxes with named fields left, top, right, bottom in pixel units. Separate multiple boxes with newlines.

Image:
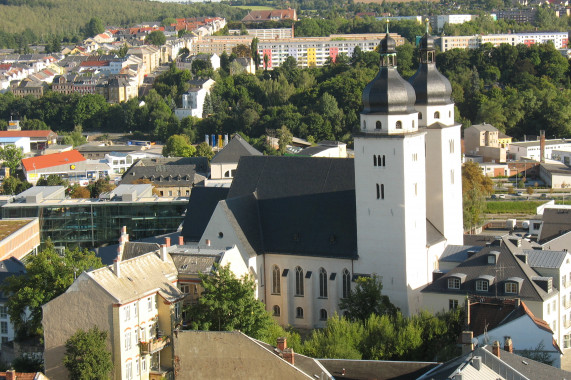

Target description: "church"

left=181, top=26, right=463, bottom=327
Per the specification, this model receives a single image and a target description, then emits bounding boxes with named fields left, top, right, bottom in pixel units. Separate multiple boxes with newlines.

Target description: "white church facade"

left=181, top=26, right=463, bottom=326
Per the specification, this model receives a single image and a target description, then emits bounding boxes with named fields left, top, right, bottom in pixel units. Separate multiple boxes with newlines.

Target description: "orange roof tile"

left=0, top=372, right=37, bottom=380
left=0, top=130, right=55, bottom=138
left=22, top=150, right=86, bottom=171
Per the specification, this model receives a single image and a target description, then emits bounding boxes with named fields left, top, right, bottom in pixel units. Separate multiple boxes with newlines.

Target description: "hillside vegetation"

left=0, top=0, right=246, bottom=37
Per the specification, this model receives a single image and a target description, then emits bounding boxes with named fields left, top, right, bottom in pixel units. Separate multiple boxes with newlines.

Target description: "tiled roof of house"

left=318, top=359, right=438, bottom=379
left=468, top=298, right=519, bottom=337
left=242, top=9, right=296, bottom=22
left=0, top=372, right=39, bottom=380
left=181, top=187, right=229, bottom=241
left=469, top=123, right=498, bottom=132
left=0, top=130, right=55, bottom=139
left=121, top=157, right=208, bottom=187
left=210, top=134, right=262, bottom=164
left=170, top=251, right=221, bottom=275
left=22, top=150, right=85, bottom=171
left=86, top=251, right=181, bottom=304
left=422, top=237, right=556, bottom=303
left=499, top=301, right=553, bottom=334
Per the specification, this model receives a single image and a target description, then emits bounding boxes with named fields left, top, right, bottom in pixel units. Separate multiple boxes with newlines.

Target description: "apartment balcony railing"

left=140, top=336, right=170, bottom=355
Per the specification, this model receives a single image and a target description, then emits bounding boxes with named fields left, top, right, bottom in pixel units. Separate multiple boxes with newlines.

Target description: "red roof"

left=80, top=60, right=109, bottom=67
left=0, top=130, right=55, bottom=138
left=22, top=150, right=86, bottom=171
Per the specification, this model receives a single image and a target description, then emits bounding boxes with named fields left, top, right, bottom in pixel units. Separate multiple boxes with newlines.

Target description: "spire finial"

left=385, top=19, right=390, bottom=34
left=425, top=18, right=430, bottom=35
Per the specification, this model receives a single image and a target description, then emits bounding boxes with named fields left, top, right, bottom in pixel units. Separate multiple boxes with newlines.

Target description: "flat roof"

left=510, top=139, right=571, bottom=147
left=0, top=219, right=35, bottom=241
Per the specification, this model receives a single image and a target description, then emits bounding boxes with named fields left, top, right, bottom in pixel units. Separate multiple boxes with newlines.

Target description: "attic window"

left=448, top=278, right=460, bottom=289
left=218, top=232, right=223, bottom=238
left=505, top=282, right=518, bottom=294
left=476, top=280, right=489, bottom=292
left=180, top=264, right=188, bottom=270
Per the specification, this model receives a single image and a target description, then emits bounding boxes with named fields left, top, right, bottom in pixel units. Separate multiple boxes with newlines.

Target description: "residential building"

left=0, top=258, right=26, bottom=347
left=175, top=54, right=220, bottom=72
left=510, top=139, right=571, bottom=161
left=126, top=45, right=160, bottom=75
left=179, top=28, right=463, bottom=324
left=43, top=247, right=184, bottom=380
left=190, top=36, right=253, bottom=56
left=242, top=9, right=297, bottom=23
left=228, top=28, right=294, bottom=39
left=257, top=33, right=404, bottom=69
left=498, top=132, right=512, bottom=149
left=120, top=157, right=208, bottom=197
left=495, top=8, right=538, bottom=23
left=433, top=14, right=477, bottom=32
left=174, top=78, right=216, bottom=120
left=438, top=31, right=568, bottom=52
left=77, top=144, right=146, bottom=159
left=1, top=185, right=187, bottom=248
left=231, top=57, right=256, bottom=75
left=464, top=123, right=507, bottom=163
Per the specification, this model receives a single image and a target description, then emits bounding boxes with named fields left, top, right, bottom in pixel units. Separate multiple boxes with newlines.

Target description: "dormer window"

left=505, top=282, right=518, bottom=294
left=476, top=280, right=489, bottom=292
left=506, top=277, right=524, bottom=294
left=448, top=278, right=460, bottom=289
left=488, top=251, right=499, bottom=265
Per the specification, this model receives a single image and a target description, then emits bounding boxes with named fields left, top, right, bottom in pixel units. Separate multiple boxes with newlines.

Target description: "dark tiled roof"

left=296, top=145, right=332, bottom=156
left=210, top=135, right=262, bottom=164
left=440, top=245, right=483, bottom=262
left=426, top=220, right=445, bottom=247
left=171, top=252, right=220, bottom=275
left=469, top=299, right=519, bottom=337
left=181, top=187, right=229, bottom=242
left=423, top=238, right=555, bottom=302
left=538, top=208, right=571, bottom=244
left=524, top=249, right=568, bottom=268
left=318, top=359, right=438, bottom=380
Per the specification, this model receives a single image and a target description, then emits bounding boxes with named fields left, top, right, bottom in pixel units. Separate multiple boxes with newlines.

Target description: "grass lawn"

left=485, top=201, right=545, bottom=214
left=232, top=5, right=275, bottom=10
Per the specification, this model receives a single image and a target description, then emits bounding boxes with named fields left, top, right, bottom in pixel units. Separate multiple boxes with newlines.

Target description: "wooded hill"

left=0, top=0, right=246, bottom=38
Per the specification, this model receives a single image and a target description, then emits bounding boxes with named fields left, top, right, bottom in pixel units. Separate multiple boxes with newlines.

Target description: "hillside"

left=0, top=0, right=247, bottom=36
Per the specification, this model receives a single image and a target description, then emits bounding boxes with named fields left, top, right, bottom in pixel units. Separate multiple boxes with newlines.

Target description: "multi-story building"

left=127, top=46, right=161, bottom=75
left=174, top=78, right=215, bottom=119
left=510, top=139, right=571, bottom=161
left=190, top=36, right=254, bottom=56
left=257, top=33, right=404, bottom=68
left=1, top=185, right=187, bottom=248
left=433, top=14, right=477, bottom=32
left=438, top=31, right=568, bottom=52
left=43, top=247, right=184, bottom=380
left=228, top=28, right=294, bottom=39
left=495, top=9, right=538, bottom=23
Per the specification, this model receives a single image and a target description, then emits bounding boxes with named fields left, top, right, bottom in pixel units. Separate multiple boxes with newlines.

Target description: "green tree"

left=276, top=125, right=293, bottom=155
left=302, top=314, right=364, bottom=359
left=195, top=142, right=214, bottom=160
left=162, top=135, right=196, bottom=157
left=2, top=243, right=103, bottom=338
left=161, top=18, right=176, bottom=27
left=251, top=37, right=260, bottom=68
left=37, top=174, right=68, bottom=187
left=145, top=31, right=166, bottom=46
left=84, top=18, right=104, bottom=38
left=87, top=178, right=115, bottom=198
left=187, top=264, right=272, bottom=340
left=11, top=356, right=43, bottom=372
left=63, top=327, right=113, bottom=380
left=0, top=145, right=23, bottom=174
left=1, top=176, right=30, bottom=195
left=62, top=126, right=88, bottom=148
left=339, top=274, right=397, bottom=323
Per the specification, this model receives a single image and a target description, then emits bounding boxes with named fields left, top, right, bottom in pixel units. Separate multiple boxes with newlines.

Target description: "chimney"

left=492, top=341, right=501, bottom=358
left=504, top=337, right=513, bottom=353
left=205, top=239, right=211, bottom=247
left=461, top=331, right=474, bottom=355
left=114, top=258, right=121, bottom=277
left=283, top=348, right=294, bottom=365
left=178, top=235, right=184, bottom=246
left=472, top=356, right=482, bottom=371
left=5, top=370, right=15, bottom=380
left=277, top=337, right=286, bottom=351
left=432, top=270, right=444, bottom=282
left=160, top=244, right=168, bottom=261
left=540, top=130, right=545, bottom=163
left=164, top=237, right=171, bottom=247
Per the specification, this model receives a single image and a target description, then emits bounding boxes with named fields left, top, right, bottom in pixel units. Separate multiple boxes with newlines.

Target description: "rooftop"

left=22, top=150, right=85, bottom=171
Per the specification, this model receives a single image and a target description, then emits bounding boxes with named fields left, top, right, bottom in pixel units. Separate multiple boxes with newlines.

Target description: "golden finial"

left=385, top=19, right=390, bottom=34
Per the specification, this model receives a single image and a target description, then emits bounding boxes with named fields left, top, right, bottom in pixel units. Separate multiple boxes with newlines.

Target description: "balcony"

left=140, top=336, right=170, bottom=355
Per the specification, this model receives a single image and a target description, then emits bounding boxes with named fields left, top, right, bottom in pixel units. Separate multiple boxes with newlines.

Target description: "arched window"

left=296, top=307, right=304, bottom=319
left=419, top=112, right=423, bottom=120
left=224, top=171, right=230, bottom=178
left=434, top=111, right=440, bottom=119
left=319, top=268, right=328, bottom=298
left=272, top=265, right=280, bottom=295
left=273, top=305, right=280, bottom=316
left=295, top=266, right=304, bottom=296
left=396, top=121, right=402, bottom=129
left=375, top=121, right=382, bottom=130
left=320, top=309, right=328, bottom=321
left=342, top=269, right=351, bottom=298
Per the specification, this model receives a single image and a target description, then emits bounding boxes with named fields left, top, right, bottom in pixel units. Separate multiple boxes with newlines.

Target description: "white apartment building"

left=439, top=32, right=568, bottom=52
left=435, top=15, right=476, bottom=32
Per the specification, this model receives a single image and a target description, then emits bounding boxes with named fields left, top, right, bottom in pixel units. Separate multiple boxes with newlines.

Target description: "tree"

left=2, top=243, right=103, bottom=338
left=84, top=18, right=104, bottom=38
left=62, top=126, right=88, bottom=147
left=145, top=31, right=166, bottom=47
left=162, top=135, right=196, bottom=157
left=87, top=178, right=115, bottom=198
left=339, top=274, right=397, bottom=323
left=70, top=185, right=91, bottom=199
left=37, top=174, right=68, bottom=187
left=302, top=314, right=364, bottom=359
left=462, top=162, right=493, bottom=232
left=232, top=44, right=251, bottom=58
left=63, top=327, right=113, bottom=380
left=186, top=264, right=272, bottom=340
left=1, top=176, right=30, bottom=195
left=276, top=126, right=293, bottom=155
left=195, top=142, right=214, bottom=160
left=251, top=37, right=260, bottom=68
left=0, top=145, right=23, bottom=174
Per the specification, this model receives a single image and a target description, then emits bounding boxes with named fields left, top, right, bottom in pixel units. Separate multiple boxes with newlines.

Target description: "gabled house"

left=206, top=134, right=262, bottom=187
left=174, top=78, right=215, bottom=120
left=242, top=9, right=297, bottom=23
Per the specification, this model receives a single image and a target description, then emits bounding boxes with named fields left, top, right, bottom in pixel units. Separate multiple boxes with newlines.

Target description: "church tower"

left=353, top=25, right=427, bottom=316
left=409, top=21, right=463, bottom=246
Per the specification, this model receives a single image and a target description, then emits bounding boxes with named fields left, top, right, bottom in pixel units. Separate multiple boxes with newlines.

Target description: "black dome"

left=408, top=34, right=453, bottom=106
left=380, top=33, right=396, bottom=53
left=362, top=67, right=417, bottom=114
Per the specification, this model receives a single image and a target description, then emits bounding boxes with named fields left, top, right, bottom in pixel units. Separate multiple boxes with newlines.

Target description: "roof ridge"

left=503, top=238, right=545, bottom=300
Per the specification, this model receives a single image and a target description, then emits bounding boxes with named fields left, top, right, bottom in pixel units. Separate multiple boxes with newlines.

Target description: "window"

left=135, top=358, right=139, bottom=376
left=396, top=121, right=402, bottom=129
left=373, top=155, right=377, bottom=166
left=273, top=305, right=280, bottom=316
left=375, top=121, right=381, bottom=130
left=449, top=139, right=455, bottom=153
left=449, top=299, right=458, bottom=310
left=319, top=268, right=328, bottom=298
left=414, top=183, right=418, bottom=196
left=320, top=309, right=328, bottom=320
left=126, top=362, right=133, bottom=380
left=448, top=278, right=460, bottom=289
left=175, top=302, right=181, bottom=319
left=125, top=331, right=132, bottom=350
left=382, top=155, right=385, bottom=166
left=434, top=111, right=440, bottom=119
left=412, top=120, right=415, bottom=129
left=272, top=265, right=281, bottom=295
left=133, top=302, right=137, bottom=318
left=296, top=307, right=304, bottom=319
left=419, top=112, right=423, bottom=120
left=505, top=282, right=518, bottom=294
left=181, top=284, right=190, bottom=294
left=376, top=184, right=380, bottom=199
left=342, top=269, right=351, bottom=298
left=381, top=184, right=384, bottom=199
left=0, top=306, right=6, bottom=319
left=124, top=305, right=131, bottom=321
left=295, top=266, right=304, bottom=296
left=476, top=280, right=489, bottom=292
left=148, top=297, right=152, bottom=312
left=363, top=120, right=367, bottom=129
left=140, top=326, right=146, bottom=343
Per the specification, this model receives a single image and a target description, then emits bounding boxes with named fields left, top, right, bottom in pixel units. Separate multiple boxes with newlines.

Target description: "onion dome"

left=408, top=20, right=453, bottom=106
left=362, top=22, right=416, bottom=114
